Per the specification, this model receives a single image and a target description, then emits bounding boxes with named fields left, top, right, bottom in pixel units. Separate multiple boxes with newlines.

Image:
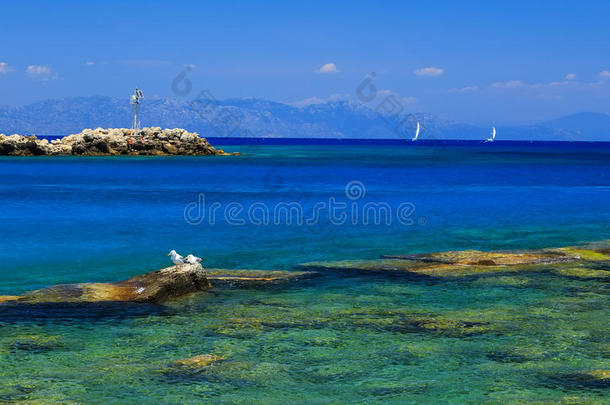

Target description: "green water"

left=1, top=269, right=608, bottom=403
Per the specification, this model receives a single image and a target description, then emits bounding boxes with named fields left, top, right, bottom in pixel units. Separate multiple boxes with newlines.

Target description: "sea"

left=0, top=139, right=608, bottom=403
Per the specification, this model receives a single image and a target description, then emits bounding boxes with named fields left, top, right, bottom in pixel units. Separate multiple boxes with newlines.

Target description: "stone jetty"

left=0, top=127, right=239, bottom=156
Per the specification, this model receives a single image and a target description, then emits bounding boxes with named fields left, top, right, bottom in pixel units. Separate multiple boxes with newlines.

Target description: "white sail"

left=412, top=121, right=420, bottom=141
left=486, top=126, right=496, bottom=142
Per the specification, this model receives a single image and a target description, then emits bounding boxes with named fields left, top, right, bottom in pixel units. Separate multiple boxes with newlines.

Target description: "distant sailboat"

left=412, top=121, right=420, bottom=141
left=486, top=126, right=496, bottom=142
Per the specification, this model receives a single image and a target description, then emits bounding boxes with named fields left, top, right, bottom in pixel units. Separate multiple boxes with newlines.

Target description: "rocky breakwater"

left=0, top=127, right=239, bottom=156
left=0, top=263, right=211, bottom=305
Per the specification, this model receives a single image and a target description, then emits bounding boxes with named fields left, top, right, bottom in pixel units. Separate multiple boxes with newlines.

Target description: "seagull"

left=168, top=250, right=186, bottom=265
left=184, top=254, right=203, bottom=264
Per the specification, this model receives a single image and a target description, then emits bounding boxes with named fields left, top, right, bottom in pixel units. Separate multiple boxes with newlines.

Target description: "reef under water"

left=0, top=242, right=608, bottom=403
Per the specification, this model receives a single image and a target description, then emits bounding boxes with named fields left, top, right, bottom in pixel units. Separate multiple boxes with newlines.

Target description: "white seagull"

left=168, top=250, right=186, bottom=265
left=184, top=254, right=203, bottom=264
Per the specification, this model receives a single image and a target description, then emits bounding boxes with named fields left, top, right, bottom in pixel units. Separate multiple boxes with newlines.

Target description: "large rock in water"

left=0, top=263, right=211, bottom=305
left=116, top=263, right=212, bottom=302
left=0, top=127, right=239, bottom=156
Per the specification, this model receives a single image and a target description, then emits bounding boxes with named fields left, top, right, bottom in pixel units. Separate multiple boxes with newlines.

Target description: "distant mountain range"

left=1, top=96, right=608, bottom=141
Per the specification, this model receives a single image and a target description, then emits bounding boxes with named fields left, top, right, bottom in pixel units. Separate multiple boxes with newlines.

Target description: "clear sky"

left=1, top=0, right=609, bottom=124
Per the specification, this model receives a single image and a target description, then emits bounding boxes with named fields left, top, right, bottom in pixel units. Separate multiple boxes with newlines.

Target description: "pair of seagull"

left=168, top=250, right=202, bottom=265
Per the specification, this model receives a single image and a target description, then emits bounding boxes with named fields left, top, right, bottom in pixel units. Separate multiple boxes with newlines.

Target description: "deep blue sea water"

left=0, top=141, right=609, bottom=403
left=1, top=141, right=608, bottom=292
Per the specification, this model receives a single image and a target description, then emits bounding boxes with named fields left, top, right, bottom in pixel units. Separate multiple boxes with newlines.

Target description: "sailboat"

left=412, top=121, right=420, bottom=141
left=486, top=126, right=496, bottom=142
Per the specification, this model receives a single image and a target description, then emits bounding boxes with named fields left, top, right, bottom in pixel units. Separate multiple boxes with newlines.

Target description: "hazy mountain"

left=0, top=96, right=608, bottom=141
left=498, top=112, right=610, bottom=142
left=541, top=112, right=610, bottom=141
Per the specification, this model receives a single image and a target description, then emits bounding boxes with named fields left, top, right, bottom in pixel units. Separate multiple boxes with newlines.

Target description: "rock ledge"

left=0, top=263, right=211, bottom=305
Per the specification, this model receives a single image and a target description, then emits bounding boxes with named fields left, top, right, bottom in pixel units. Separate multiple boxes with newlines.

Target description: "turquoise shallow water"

left=0, top=143, right=609, bottom=403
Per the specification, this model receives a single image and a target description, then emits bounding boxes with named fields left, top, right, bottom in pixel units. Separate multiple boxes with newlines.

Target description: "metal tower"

left=130, top=88, right=144, bottom=131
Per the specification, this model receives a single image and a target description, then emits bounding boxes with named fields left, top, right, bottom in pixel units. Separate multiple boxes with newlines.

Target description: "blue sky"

left=1, top=0, right=609, bottom=124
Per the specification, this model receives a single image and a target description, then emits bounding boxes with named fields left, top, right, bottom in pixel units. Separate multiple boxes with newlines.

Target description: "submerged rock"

left=206, top=269, right=319, bottom=287
left=0, top=263, right=211, bottom=305
left=168, top=354, right=225, bottom=370
left=486, top=345, right=547, bottom=363
left=160, top=354, right=233, bottom=382
left=551, top=266, right=610, bottom=280
left=381, top=249, right=570, bottom=266
left=545, top=369, right=610, bottom=389
left=0, top=127, right=240, bottom=156
left=0, top=295, right=20, bottom=304
left=554, top=246, right=610, bottom=261
left=387, top=316, right=496, bottom=337
left=300, top=241, right=610, bottom=278
left=325, top=309, right=500, bottom=337
left=472, top=275, right=531, bottom=287
left=7, top=335, right=65, bottom=352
